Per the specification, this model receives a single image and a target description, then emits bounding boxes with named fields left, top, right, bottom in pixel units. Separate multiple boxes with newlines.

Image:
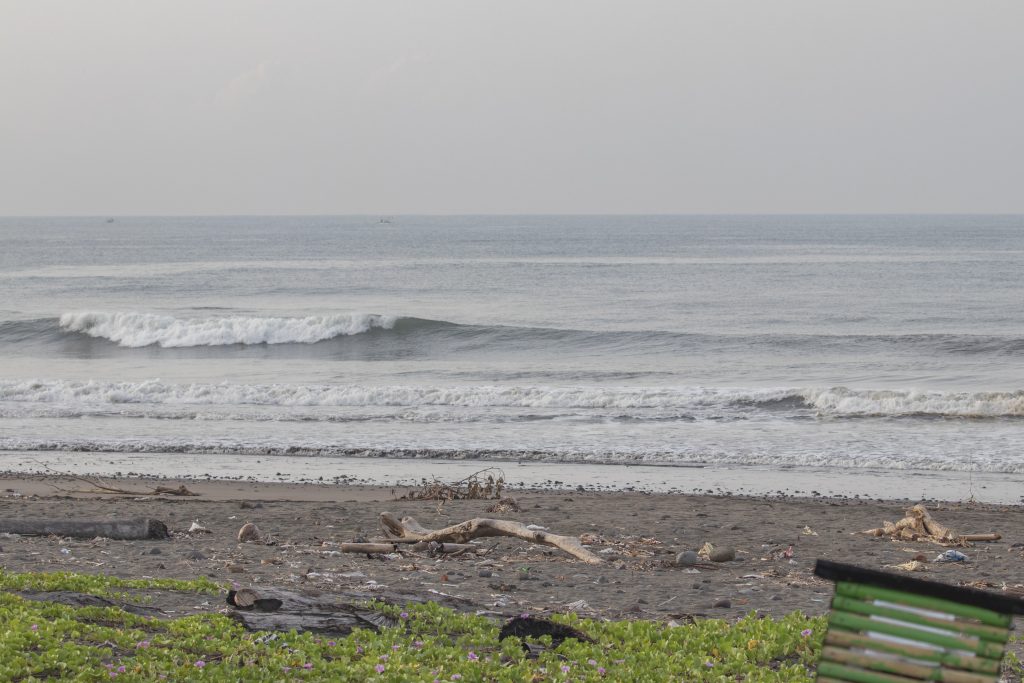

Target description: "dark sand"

left=2, top=475, right=1022, bottom=627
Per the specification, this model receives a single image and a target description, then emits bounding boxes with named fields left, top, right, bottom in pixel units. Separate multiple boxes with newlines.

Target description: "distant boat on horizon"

left=378, top=217, right=392, bottom=224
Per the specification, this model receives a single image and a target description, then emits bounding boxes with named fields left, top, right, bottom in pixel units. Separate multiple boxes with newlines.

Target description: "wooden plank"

left=821, top=646, right=997, bottom=683
left=817, top=661, right=925, bottom=683
left=831, top=596, right=1009, bottom=643
left=836, top=582, right=1010, bottom=628
left=825, top=631, right=1001, bottom=674
left=828, top=613, right=1004, bottom=659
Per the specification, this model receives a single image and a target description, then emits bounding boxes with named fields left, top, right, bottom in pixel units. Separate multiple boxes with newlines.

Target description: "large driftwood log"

left=18, top=591, right=165, bottom=617
left=226, top=587, right=476, bottom=634
left=379, top=512, right=603, bottom=564
left=0, top=518, right=169, bottom=540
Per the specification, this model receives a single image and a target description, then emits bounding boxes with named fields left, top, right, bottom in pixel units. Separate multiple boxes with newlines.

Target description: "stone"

left=185, top=550, right=207, bottom=561
left=478, top=569, right=493, bottom=578
left=709, top=547, right=736, bottom=562
left=712, top=598, right=732, bottom=608
left=237, top=523, right=262, bottom=543
left=675, top=550, right=699, bottom=566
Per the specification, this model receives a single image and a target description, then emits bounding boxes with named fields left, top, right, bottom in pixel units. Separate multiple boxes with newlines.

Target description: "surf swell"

left=58, top=311, right=400, bottom=347
left=2, top=379, right=1022, bottom=419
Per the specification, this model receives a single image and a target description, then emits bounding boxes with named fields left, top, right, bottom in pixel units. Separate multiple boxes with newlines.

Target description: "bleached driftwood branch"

left=378, top=512, right=602, bottom=564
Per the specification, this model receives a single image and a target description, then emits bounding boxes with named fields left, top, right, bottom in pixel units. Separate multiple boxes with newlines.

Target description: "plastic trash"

left=934, top=549, right=969, bottom=562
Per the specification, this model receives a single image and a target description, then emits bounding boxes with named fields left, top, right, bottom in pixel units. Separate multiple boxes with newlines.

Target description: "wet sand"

left=1, top=475, right=1022, bottom=625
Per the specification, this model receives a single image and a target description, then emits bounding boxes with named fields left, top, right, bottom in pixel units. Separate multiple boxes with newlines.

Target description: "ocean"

left=1, top=215, right=1022, bottom=489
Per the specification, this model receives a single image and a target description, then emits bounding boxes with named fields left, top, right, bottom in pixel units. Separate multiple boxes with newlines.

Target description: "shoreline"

left=1, top=450, right=1022, bottom=504
left=1, top=473, right=1022, bottom=624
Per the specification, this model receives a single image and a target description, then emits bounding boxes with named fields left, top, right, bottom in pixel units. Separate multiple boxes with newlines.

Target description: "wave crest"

left=58, top=311, right=399, bottom=347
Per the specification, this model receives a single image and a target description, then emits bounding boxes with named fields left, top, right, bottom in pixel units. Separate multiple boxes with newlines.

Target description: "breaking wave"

left=57, top=311, right=401, bottom=347
left=1, top=379, right=1022, bottom=418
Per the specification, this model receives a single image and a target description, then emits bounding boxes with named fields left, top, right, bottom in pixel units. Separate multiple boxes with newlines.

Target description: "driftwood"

left=226, top=587, right=475, bottom=634
left=0, top=518, right=169, bottom=540
left=17, top=591, right=165, bottom=617
left=379, top=512, right=602, bottom=565
left=339, top=541, right=479, bottom=556
left=42, top=468, right=199, bottom=497
left=858, top=504, right=1000, bottom=546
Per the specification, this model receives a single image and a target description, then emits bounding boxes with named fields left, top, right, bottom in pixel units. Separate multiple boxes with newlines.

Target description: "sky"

left=1, top=1, right=1022, bottom=215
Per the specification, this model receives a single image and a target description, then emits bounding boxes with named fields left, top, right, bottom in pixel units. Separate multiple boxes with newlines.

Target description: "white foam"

left=803, top=387, right=1024, bottom=418
left=58, top=311, right=398, bottom=347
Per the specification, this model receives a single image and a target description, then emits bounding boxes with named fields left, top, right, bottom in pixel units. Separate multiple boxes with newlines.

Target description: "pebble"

left=478, top=569, right=493, bottom=578
left=712, top=598, right=732, bottom=608
left=185, top=550, right=207, bottom=561
left=148, top=547, right=162, bottom=555
left=675, top=550, right=699, bottom=566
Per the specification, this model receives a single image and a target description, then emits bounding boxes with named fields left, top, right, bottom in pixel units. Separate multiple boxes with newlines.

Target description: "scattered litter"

left=525, top=524, right=549, bottom=532
left=802, top=526, right=818, bottom=536
left=934, top=549, right=969, bottom=563
left=887, top=561, right=928, bottom=572
left=187, top=521, right=211, bottom=534
left=565, top=599, right=591, bottom=611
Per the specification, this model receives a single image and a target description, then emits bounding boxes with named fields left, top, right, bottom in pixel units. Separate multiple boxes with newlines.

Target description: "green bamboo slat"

left=821, top=646, right=998, bottom=683
left=827, top=612, right=1005, bottom=660
left=825, top=631, right=1002, bottom=674
left=835, top=582, right=1011, bottom=628
left=817, top=660, right=923, bottom=683
left=831, top=596, right=1009, bottom=643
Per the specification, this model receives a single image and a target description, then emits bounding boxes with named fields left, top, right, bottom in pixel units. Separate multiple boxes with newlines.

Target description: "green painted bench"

left=814, top=559, right=1024, bottom=683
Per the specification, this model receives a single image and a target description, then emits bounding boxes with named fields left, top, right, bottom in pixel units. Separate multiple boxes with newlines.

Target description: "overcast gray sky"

left=1, top=1, right=1022, bottom=215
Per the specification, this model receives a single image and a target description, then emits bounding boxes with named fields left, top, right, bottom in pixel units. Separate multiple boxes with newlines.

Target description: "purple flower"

left=705, top=661, right=714, bottom=668
left=561, top=664, right=570, bottom=673
left=392, top=644, right=401, bottom=651
left=400, top=611, right=409, bottom=619
left=109, top=673, right=117, bottom=679
left=327, top=641, right=336, bottom=647
left=30, top=624, right=38, bottom=631
left=136, top=640, right=150, bottom=649
left=194, top=660, right=205, bottom=668
left=379, top=654, right=389, bottom=661
left=451, top=675, right=462, bottom=681
left=467, top=652, right=479, bottom=661
left=117, top=666, right=126, bottom=673
left=356, top=645, right=364, bottom=654
left=413, top=640, right=424, bottom=649
left=598, top=667, right=606, bottom=675
left=801, top=628, right=813, bottom=637
left=303, top=663, right=313, bottom=670
left=588, top=659, right=598, bottom=666
left=375, top=664, right=386, bottom=673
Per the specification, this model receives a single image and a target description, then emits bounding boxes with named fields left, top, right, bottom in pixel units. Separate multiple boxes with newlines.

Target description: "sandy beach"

left=2, top=474, right=1021, bottom=625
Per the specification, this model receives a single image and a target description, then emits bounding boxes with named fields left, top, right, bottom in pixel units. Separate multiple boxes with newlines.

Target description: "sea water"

left=1, top=215, right=1022, bottom=480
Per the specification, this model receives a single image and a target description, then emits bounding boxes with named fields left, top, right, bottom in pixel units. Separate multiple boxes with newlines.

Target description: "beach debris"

left=565, top=599, right=591, bottom=612
left=187, top=521, right=211, bottom=534
left=227, top=589, right=282, bottom=612
left=0, top=517, right=169, bottom=540
left=699, top=542, right=736, bottom=563
left=40, top=467, right=199, bottom=497
left=675, top=550, right=699, bottom=567
left=858, top=504, right=1000, bottom=546
left=237, top=523, right=262, bottom=543
left=934, top=549, right=969, bottom=563
left=485, top=497, right=521, bottom=514
left=802, top=526, right=818, bottom=536
left=379, top=512, right=603, bottom=564
left=886, top=560, right=928, bottom=572
left=399, top=468, right=506, bottom=505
